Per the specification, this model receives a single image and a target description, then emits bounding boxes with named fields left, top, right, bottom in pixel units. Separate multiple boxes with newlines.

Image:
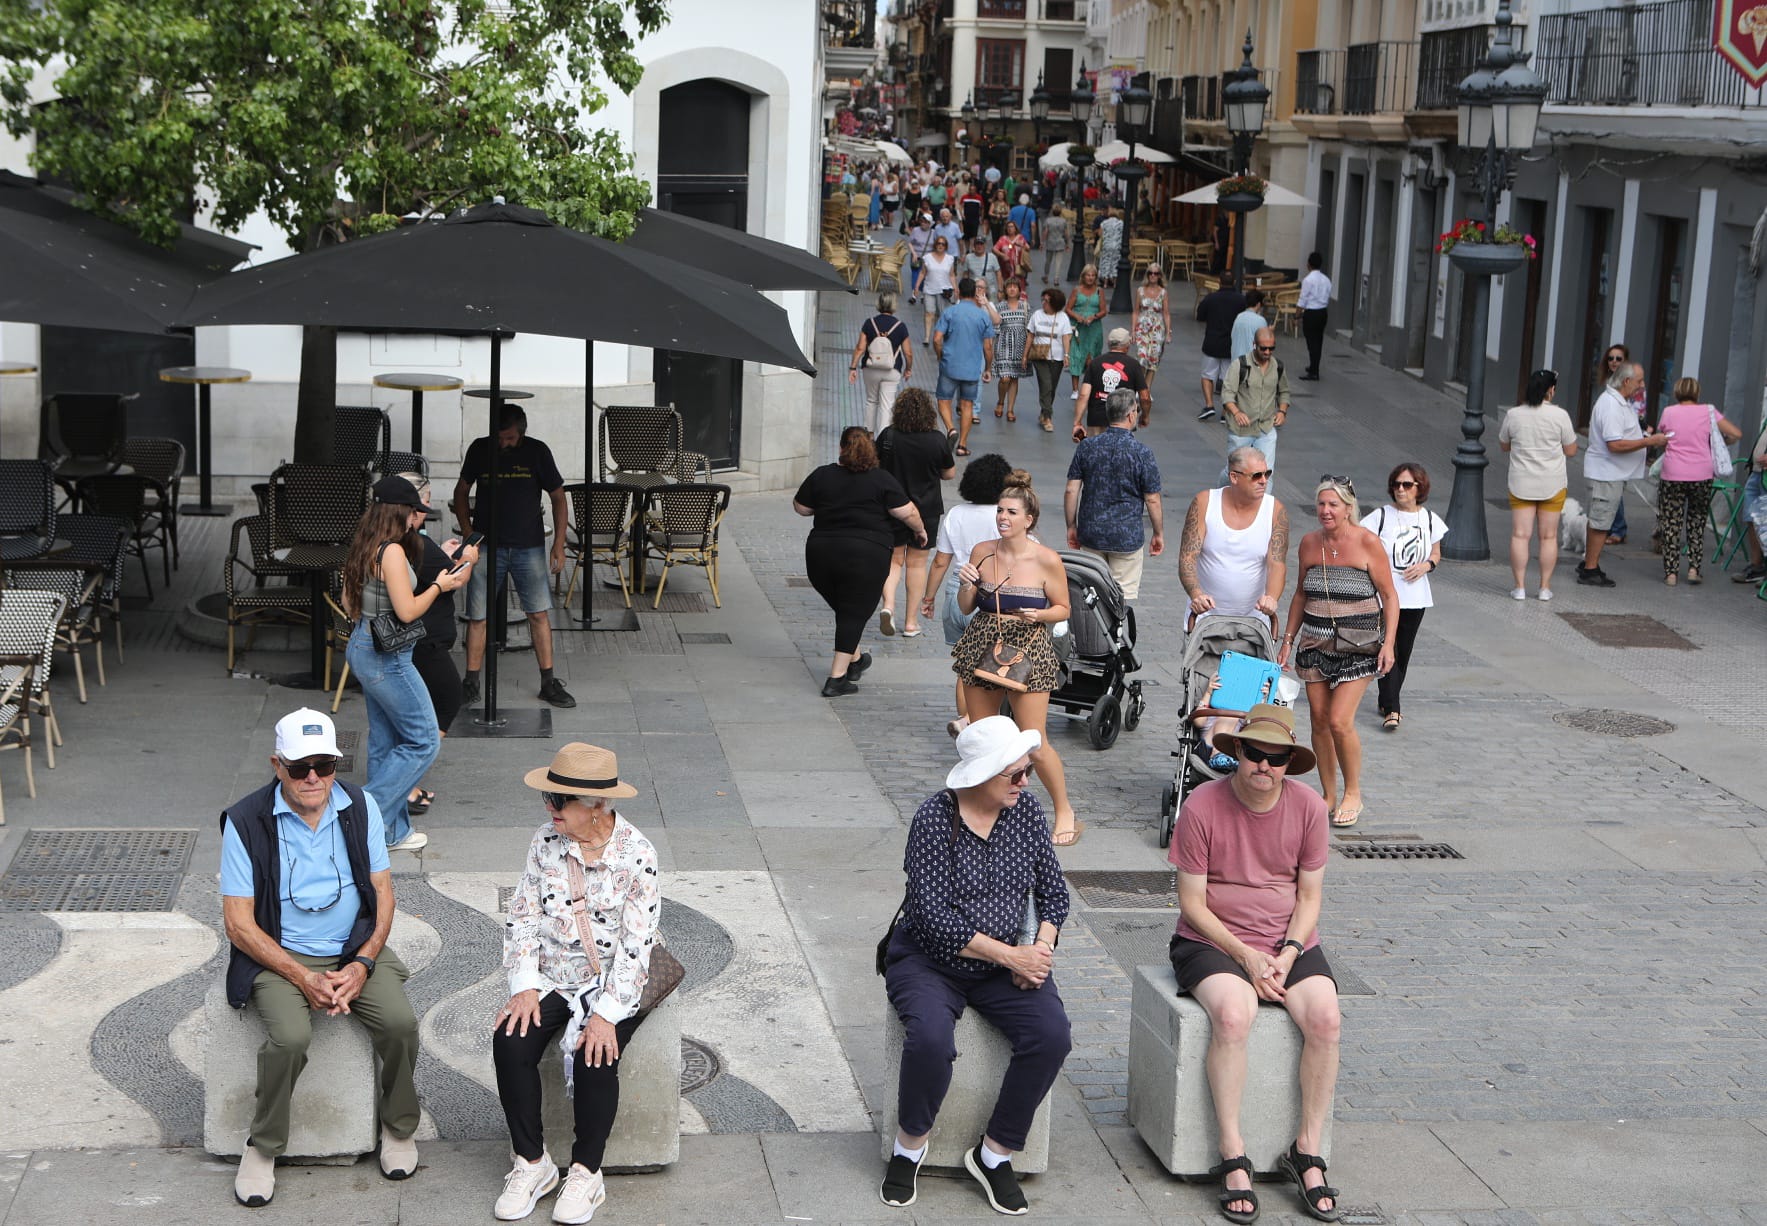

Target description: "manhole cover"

left=1335, top=842, right=1463, bottom=860
left=1552, top=708, right=1676, bottom=737
left=1065, top=870, right=1176, bottom=909
left=0, top=829, right=195, bottom=913
left=678, top=632, right=731, bottom=644
left=680, top=1037, right=721, bottom=1093
left=1557, top=612, right=1697, bottom=650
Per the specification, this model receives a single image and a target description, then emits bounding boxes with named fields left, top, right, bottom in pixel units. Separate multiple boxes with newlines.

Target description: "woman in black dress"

left=402, top=473, right=478, bottom=814
left=878, top=388, right=956, bottom=639
left=793, top=427, right=928, bottom=697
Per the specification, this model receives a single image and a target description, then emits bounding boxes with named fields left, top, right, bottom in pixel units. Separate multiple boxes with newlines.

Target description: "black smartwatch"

left=349, top=954, right=376, bottom=975
left=1277, top=939, right=1305, bottom=957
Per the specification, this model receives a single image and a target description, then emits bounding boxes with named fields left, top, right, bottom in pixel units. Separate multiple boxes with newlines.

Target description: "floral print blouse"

left=503, top=814, right=660, bottom=1025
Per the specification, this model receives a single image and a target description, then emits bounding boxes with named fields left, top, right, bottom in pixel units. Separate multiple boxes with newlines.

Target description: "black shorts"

left=1168, top=934, right=1335, bottom=994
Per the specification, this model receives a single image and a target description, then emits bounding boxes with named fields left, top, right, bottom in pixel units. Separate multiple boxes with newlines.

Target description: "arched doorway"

left=655, top=79, right=751, bottom=468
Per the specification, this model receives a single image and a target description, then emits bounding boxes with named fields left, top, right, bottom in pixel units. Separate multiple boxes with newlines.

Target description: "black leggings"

left=1376, top=606, right=1425, bottom=716
left=410, top=638, right=463, bottom=732
left=805, top=535, right=891, bottom=657
left=491, top=991, right=644, bottom=1171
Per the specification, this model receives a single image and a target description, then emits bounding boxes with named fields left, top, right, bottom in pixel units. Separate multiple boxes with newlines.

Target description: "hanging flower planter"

left=1215, top=174, right=1268, bottom=214
left=1439, top=219, right=1537, bottom=276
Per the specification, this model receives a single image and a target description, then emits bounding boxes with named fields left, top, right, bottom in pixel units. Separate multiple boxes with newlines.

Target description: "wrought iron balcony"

left=1040, top=0, right=1081, bottom=20
left=978, top=0, right=1026, bottom=18
left=1344, top=41, right=1415, bottom=113
left=1415, top=24, right=1520, bottom=110
left=1181, top=73, right=1222, bottom=121
left=1295, top=49, right=1342, bottom=114
left=1535, top=0, right=1767, bottom=108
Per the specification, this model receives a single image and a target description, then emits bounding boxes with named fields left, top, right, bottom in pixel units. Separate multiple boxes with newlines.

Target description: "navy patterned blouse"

left=900, top=788, right=1071, bottom=977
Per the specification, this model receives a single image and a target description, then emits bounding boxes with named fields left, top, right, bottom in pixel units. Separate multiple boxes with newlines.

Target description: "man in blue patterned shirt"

left=1063, top=390, right=1164, bottom=599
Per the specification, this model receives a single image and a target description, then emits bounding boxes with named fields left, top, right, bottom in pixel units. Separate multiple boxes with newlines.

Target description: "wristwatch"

left=349, top=955, right=376, bottom=975
left=1276, top=939, right=1305, bottom=957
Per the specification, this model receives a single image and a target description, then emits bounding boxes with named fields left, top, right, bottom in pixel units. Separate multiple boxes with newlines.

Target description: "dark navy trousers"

left=884, top=930, right=1072, bottom=1151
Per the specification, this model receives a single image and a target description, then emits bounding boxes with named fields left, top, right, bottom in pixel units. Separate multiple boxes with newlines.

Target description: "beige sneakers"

left=379, top=1126, right=419, bottom=1179
left=233, top=1142, right=276, bottom=1207
left=494, top=1153, right=560, bottom=1221
left=551, top=1164, right=606, bottom=1224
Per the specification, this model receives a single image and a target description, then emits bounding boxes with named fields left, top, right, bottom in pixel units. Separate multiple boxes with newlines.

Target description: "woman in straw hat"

left=880, top=716, right=1072, bottom=1217
left=490, top=744, right=659, bottom=1224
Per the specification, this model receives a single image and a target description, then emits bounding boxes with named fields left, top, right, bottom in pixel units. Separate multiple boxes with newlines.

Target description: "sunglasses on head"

left=1233, top=468, right=1272, bottom=481
left=1319, top=473, right=1357, bottom=492
left=1238, top=743, right=1294, bottom=767
left=997, top=765, right=1034, bottom=786
left=279, top=756, right=338, bottom=780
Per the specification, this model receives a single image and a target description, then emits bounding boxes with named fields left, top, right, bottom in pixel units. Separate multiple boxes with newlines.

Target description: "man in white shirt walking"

left=1577, top=362, right=1668, bottom=587
left=1178, top=448, right=1290, bottom=620
left=1297, top=252, right=1331, bottom=381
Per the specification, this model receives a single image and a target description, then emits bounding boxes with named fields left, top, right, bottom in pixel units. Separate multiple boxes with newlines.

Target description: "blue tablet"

left=1213, top=651, right=1282, bottom=712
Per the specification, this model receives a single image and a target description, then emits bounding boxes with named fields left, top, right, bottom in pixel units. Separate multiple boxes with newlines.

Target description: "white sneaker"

left=388, top=831, right=429, bottom=853
left=551, top=1164, right=606, bottom=1224
left=234, top=1142, right=276, bottom=1207
left=1538, top=588, right=1554, bottom=601
left=1069, top=390, right=1079, bottom=400
left=1510, top=587, right=1526, bottom=601
left=495, top=1154, right=560, bottom=1221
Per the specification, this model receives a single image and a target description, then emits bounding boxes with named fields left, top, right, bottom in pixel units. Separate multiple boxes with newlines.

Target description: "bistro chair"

left=1128, top=239, right=1160, bottom=283
left=599, top=404, right=702, bottom=486
left=117, top=438, right=186, bottom=571
left=268, top=463, right=371, bottom=549
left=0, top=588, right=68, bottom=823
left=0, top=459, right=57, bottom=563
left=224, top=514, right=310, bottom=672
left=21, top=514, right=130, bottom=662
left=334, top=404, right=392, bottom=472
left=560, top=483, right=640, bottom=608
left=374, top=451, right=430, bottom=482
left=72, top=475, right=168, bottom=596
left=5, top=566, right=106, bottom=704
left=642, top=483, right=730, bottom=608
left=41, top=392, right=134, bottom=504
left=320, top=591, right=356, bottom=713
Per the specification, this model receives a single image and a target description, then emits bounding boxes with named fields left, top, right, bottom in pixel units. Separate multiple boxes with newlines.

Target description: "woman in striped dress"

left=1275, top=477, right=1399, bottom=829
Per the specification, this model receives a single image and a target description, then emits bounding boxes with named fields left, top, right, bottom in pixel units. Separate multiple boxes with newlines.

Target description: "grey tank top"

left=360, top=543, right=418, bottom=621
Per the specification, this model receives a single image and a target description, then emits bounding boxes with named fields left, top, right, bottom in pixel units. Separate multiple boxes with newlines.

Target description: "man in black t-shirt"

left=1195, top=284, right=1247, bottom=421
left=450, top=403, right=575, bottom=708
left=1072, top=328, right=1149, bottom=440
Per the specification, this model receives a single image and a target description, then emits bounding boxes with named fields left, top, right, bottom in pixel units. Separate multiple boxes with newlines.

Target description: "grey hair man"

left=1578, top=362, right=1667, bottom=587
left=1219, top=327, right=1290, bottom=482
left=1064, top=389, right=1164, bottom=599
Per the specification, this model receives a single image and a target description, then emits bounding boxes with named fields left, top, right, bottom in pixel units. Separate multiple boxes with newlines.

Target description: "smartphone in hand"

left=449, top=532, right=485, bottom=570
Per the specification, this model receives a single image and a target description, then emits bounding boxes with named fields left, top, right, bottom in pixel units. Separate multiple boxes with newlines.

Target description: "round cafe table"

left=373, top=371, right=463, bottom=454
left=160, top=365, right=251, bottom=517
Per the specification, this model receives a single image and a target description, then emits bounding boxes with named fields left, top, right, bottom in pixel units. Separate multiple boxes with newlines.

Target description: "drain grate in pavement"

left=1337, top=1208, right=1387, bottom=1226
left=0, top=829, right=196, bottom=912
left=678, top=632, right=732, bottom=644
left=680, top=1037, right=721, bottom=1093
left=785, top=576, right=814, bottom=588
left=1066, top=870, right=1175, bottom=909
left=1557, top=612, right=1697, bottom=650
left=1336, top=842, right=1463, bottom=860
left=1553, top=708, right=1676, bottom=737
left=651, top=591, right=708, bottom=613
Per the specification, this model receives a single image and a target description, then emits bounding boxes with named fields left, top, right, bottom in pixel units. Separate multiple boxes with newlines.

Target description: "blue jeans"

left=937, top=371, right=980, bottom=404
left=345, top=622, right=440, bottom=845
left=464, top=546, right=553, bottom=620
left=1221, top=427, right=1279, bottom=483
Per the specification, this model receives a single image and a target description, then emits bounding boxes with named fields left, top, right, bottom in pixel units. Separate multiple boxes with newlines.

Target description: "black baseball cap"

left=371, top=475, right=440, bottom=519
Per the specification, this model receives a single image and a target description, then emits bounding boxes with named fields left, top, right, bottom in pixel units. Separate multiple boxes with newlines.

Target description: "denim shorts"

left=464, top=545, right=553, bottom=620
left=937, top=372, right=980, bottom=403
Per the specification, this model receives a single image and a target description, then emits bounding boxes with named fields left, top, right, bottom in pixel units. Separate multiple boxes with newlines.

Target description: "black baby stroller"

left=1048, top=549, right=1146, bottom=750
left=1155, top=613, right=1279, bottom=846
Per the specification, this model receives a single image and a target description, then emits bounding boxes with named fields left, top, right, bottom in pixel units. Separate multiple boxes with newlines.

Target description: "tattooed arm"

left=1259, top=499, right=1289, bottom=616
left=1179, top=491, right=1212, bottom=614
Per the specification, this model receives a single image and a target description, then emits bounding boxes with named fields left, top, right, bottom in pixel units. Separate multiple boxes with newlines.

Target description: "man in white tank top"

left=1178, top=446, right=1289, bottom=619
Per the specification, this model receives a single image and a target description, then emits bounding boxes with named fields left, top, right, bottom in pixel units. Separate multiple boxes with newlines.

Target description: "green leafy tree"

left=0, top=0, right=667, bottom=459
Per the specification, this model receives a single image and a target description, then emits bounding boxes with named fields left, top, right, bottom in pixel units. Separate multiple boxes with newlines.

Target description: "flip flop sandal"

left=902, top=627, right=924, bottom=638
left=407, top=789, right=436, bottom=813
left=955, top=446, right=972, bottom=456
left=1006, top=410, right=1016, bottom=422
left=1209, top=1156, right=1259, bottom=1225
left=1052, top=820, right=1086, bottom=847
left=1277, top=1142, right=1342, bottom=1222
left=995, top=406, right=1004, bottom=418
left=1382, top=712, right=1400, bottom=731
left=1331, top=803, right=1362, bottom=828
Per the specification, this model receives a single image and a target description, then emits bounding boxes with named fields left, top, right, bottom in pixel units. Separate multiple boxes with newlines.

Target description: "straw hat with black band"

left=1210, top=703, right=1317, bottom=775
left=522, top=743, right=638, bottom=799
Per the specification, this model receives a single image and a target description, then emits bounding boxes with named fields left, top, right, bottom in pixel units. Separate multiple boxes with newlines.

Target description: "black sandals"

left=1209, top=1155, right=1259, bottom=1224
left=1277, top=1141, right=1342, bottom=1222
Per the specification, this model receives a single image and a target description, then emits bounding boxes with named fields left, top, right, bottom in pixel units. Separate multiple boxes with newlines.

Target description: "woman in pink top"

left=1655, top=377, right=1743, bottom=585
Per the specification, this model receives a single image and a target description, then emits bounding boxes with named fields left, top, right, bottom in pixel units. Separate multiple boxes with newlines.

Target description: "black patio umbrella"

left=0, top=202, right=210, bottom=335
left=624, top=207, right=855, bottom=293
left=179, top=200, right=815, bottom=728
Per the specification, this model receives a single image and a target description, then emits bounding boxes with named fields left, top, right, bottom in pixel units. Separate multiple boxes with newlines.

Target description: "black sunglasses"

left=1239, top=743, right=1294, bottom=767
left=1319, top=473, right=1357, bottom=492
left=1254, top=344, right=1276, bottom=352
left=1391, top=479, right=1417, bottom=490
left=279, top=756, right=338, bottom=780
left=997, top=765, right=1034, bottom=785
left=542, top=791, right=576, bottom=812
left=1232, top=468, right=1272, bottom=481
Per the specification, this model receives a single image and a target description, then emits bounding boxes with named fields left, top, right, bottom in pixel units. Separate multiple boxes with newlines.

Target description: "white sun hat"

left=945, top=715, right=1042, bottom=789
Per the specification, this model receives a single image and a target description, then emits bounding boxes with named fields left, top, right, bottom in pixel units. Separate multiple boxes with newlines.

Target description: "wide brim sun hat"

left=946, top=715, right=1043, bottom=789
left=522, top=742, right=639, bottom=799
left=1210, top=703, right=1317, bottom=775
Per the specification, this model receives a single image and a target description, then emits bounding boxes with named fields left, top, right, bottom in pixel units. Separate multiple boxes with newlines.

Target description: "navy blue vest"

left=219, top=779, right=377, bottom=1008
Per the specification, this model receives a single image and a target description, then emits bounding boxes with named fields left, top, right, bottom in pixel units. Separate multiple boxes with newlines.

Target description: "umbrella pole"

left=580, top=341, right=639, bottom=633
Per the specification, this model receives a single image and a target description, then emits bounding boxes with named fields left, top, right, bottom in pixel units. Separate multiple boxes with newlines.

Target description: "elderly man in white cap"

left=219, top=707, right=419, bottom=1208
left=879, top=716, right=1073, bottom=1217
left=1167, top=703, right=1345, bottom=1224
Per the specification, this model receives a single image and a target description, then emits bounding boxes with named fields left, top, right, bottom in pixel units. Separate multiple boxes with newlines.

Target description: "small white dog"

left=1558, top=496, right=1589, bottom=553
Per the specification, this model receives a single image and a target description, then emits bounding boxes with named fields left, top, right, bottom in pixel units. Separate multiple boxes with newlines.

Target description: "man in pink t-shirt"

left=1167, top=703, right=1344, bottom=1222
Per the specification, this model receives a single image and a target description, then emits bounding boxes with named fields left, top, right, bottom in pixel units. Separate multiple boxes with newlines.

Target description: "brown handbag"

left=565, top=853, right=685, bottom=1018
left=1320, top=564, right=1382, bottom=656
left=973, top=555, right=1034, bottom=691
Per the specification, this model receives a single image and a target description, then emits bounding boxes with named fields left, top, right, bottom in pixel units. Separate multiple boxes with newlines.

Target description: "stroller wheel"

left=1158, top=780, right=1177, bottom=847
left=1124, top=683, right=1145, bottom=731
left=1087, top=691, right=1122, bottom=750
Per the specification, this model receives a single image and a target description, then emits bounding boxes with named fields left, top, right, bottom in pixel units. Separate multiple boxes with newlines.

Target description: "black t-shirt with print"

left=459, top=434, right=564, bottom=549
left=1081, top=352, right=1148, bottom=426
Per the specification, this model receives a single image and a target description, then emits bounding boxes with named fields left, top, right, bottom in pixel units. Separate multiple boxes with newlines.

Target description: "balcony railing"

left=1295, top=49, right=1342, bottom=114
left=1041, top=0, right=1080, bottom=20
left=978, top=0, right=1026, bottom=18
left=1416, top=24, right=1520, bottom=110
left=1181, top=73, right=1222, bottom=121
left=1344, top=40, right=1414, bottom=113
left=1536, top=0, right=1767, bottom=108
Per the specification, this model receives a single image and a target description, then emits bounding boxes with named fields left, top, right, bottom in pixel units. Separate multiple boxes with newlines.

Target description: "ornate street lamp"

left=1029, top=69, right=1050, bottom=148
left=1441, top=0, right=1547, bottom=562
left=1220, top=30, right=1271, bottom=292
left=1067, top=66, right=1097, bottom=283
left=1108, top=72, right=1154, bottom=315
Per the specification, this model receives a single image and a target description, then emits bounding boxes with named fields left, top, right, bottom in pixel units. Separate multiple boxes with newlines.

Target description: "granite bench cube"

left=538, top=992, right=682, bottom=1172
left=879, top=1004, right=1053, bottom=1174
left=203, top=982, right=379, bottom=1162
left=1127, top=964, right=1332, bottom=1178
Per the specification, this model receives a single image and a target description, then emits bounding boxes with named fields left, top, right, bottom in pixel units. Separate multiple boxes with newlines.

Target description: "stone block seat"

left=879, top=1003, right=1054, bottom=1174
left=539, top=991, right=682, bottom=1172
left=203, top=982, right=378, bottom=1162
left=1127, top=963, right=1332, bottom=1178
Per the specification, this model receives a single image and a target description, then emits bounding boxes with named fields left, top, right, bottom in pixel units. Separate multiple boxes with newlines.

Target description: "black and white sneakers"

left=879, top=1151, right=922, bottom=1207
left=963, top=1140, right=1029, bottom=1215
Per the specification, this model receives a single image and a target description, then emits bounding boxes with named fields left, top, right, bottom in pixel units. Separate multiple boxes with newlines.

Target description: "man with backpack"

left=1219, top=327, right=1290, bottom=481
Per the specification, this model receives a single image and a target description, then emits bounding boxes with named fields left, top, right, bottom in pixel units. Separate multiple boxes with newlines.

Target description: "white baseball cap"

left=275, top=708, right=341, bottom=760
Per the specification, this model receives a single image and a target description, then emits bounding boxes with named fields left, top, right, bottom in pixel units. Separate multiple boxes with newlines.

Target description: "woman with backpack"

left=849, top=290, right=915, bottom=435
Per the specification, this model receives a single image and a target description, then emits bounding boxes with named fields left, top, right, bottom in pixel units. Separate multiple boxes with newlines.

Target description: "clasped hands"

left=1005, top=941, right=1053, bottom=991
left=299, top=962, right=368, bottom=1016
left=1236, top=945, right=1297, bottom=1003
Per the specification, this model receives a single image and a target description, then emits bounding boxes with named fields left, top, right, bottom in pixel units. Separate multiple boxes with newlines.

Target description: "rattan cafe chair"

left=0, top=588, right=67, bottom=822
left=642, top=484, right=730, bottom=608
left=560, top=483, right=640, bottom=608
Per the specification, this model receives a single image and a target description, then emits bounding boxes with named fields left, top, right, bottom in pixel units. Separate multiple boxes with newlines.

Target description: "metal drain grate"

left=785, top=576, right=814, bottom=588
left=1557, top=612, right=1697, bottom=650
left=1552, top=708, right=1676, bottom=737
left=1336, top=842, right=1463, bottom=860
left=651, top=592, right=708, bottom=613
left=678, top=632, right=732, bottom=644
left=0, top=829, right=196, bottom=912
left=1336, top=1208, right=1387, bottom=1226
left=1065, top=870, right=1176, bottom=909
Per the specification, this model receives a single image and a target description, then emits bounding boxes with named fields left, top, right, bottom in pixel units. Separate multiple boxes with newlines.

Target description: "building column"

left=1609, top=178, right=1642, bottom=344
left=1680, top=187, right=1718, bottom=381
left=1542, top=170, right=1570, bottom=369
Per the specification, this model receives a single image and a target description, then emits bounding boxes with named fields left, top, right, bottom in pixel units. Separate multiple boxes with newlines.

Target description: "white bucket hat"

left=946, top=715, right=1042, bottom=789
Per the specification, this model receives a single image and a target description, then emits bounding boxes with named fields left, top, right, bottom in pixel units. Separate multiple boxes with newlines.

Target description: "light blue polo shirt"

left=221, top=784, right=390, bottom=956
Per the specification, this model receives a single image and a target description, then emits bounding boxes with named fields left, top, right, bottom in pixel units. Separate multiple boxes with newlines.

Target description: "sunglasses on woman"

left=997, top=765, right=1034, bottom=785
left=1391, top=480, right=1417, bottom=490
left=1238, top=743, right=1294, bottom=767
left=542, top=791, right=576, bottom=811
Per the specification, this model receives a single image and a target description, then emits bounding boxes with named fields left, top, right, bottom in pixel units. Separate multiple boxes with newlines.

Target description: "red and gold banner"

left=1715, top=0, right=1767, bottom=88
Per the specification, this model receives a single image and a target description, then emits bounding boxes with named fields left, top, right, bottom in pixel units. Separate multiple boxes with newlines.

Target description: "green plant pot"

left=1448, top=242, right=1529, bottom=276
left=1216, top=191, right=1266, bottom=214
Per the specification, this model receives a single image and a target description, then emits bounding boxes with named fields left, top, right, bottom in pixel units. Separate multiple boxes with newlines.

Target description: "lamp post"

left=1029, top=70, right=1050, bottom=149
left=1441, top=0, right=1546, bottom=562
left=1066, top=65, right=1096, bottom=283
left=1220, top=30, right=1271, bottom=291
left=1108, top=72, right=1153, bottom=315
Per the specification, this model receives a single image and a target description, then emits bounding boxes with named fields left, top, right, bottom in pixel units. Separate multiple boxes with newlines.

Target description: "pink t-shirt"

left=1168, top=777, right=1328, bottom=954
left=1658, top=402, right=1727, bottom=482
